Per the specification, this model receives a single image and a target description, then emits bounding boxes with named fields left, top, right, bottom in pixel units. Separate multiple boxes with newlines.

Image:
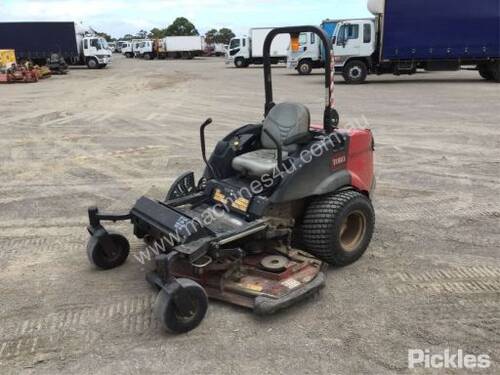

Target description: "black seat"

left=232, top=102, right=310, bottom=177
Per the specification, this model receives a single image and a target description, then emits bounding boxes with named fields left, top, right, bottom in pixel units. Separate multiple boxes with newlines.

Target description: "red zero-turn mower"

left=85, top=26, right=375, bottom=333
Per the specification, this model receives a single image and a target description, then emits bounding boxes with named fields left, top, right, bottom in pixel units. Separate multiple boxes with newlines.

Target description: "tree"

left=122, top=34, right=135, bottom=41
left=137, top=30, right=148, bottom=39
left=165, top=17, right=199, bottom=36
left=96, top=32, right=115, bottom=42
left=149, top=27, right=167, bottom=39
left=205, top=29, right=218, bottom=44
left=216, top=28, right=235, bottom=44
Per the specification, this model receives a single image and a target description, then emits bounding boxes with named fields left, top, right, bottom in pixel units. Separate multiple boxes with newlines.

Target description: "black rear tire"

left=301, top=190, right=375, bottom=266
left=478, top=64, right=493, bottom=80
left=491, top=61, right=500, bottom=82
left=342, top=60, right=368, bottom=84
left=298, top=60, right=313, bottom=75
left=154, top=279, right=208, bottom=333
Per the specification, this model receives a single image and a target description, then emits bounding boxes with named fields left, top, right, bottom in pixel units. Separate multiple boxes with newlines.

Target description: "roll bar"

left=263, top=26, right=337, bottom=133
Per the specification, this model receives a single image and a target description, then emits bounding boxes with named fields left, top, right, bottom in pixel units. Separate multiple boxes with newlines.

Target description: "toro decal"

left=331, top=153, right=347, bottom=170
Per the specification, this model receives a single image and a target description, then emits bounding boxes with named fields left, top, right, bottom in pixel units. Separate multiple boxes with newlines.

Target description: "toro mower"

left=85, top=26, right=375, bottom=333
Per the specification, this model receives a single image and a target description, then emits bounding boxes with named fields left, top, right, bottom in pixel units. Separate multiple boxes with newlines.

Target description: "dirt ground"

left=0, top=55, right=499, bottom=374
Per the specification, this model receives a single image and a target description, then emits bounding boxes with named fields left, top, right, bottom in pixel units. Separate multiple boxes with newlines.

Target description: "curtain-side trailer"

left=0, top=22, right=112, bottom=69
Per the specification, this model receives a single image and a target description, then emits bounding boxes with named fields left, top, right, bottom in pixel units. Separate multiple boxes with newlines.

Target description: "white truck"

left=226, top=28, right=290, bottom=68
left=136, top=36, right=205, bottom=59
left=121, top=39, right=144, bottom=58
left=213, top=43, right=227, bottom=56
left=0, top=22, right=112, bottom=69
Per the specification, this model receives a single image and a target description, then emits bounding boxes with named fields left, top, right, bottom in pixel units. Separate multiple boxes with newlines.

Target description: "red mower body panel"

left=345, top=129, right=374, bottom=195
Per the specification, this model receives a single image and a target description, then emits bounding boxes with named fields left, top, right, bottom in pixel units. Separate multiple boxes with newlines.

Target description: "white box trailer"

left=250, top=28, right=290, bottom=58
left=226, top=27, right=290, bottom=68
left=163, top=36, right=204, bottom=58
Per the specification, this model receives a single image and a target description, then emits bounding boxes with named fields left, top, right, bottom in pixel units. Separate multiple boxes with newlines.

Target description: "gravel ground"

left=0, top=55, right=498, bottom=374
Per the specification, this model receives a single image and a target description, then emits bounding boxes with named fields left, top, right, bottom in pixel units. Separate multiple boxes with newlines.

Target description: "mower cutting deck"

left=85, top=26, right=375, bottom=333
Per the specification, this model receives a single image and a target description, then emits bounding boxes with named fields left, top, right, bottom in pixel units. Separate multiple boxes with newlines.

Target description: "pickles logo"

left=408, top=349, right=491, bottom=369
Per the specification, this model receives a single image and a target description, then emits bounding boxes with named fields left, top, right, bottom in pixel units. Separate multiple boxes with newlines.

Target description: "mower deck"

left=147, top=247, right=325, bottom=314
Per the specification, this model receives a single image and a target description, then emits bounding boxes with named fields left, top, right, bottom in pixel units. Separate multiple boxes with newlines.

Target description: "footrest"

left=131, top=197, right=209, bottom=239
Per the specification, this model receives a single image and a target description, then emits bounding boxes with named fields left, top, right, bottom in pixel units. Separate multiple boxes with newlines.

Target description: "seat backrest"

left=261, top=102, right=310, bottom=152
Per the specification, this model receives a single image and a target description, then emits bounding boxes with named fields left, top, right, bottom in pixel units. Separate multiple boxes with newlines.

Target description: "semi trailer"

left=226, top=27, right=291, bottom=68
left=135, top=36, right=205, bottom=59
left=0, top=22, right=112, bottom=69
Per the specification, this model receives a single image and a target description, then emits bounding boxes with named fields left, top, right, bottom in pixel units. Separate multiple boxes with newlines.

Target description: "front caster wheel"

left=154, top=278, right=208, bottom=333
left=87, top=232, right=130, bottom=270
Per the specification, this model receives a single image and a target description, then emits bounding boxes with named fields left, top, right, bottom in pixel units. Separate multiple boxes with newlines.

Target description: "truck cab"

left=333, top=19, right=376, bottom=83
left=287, top=19, right=340, bottom=75
left=287, top=32, right=324, bottom=74
left=121, top=42, right=133, bottom=58
left=226, top=36, right=250, bottom=67
left=81, top=36, right=112, bottom=69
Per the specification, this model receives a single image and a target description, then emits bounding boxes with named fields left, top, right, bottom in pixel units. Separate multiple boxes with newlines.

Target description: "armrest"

left=262, top=128, right=283, bottom=170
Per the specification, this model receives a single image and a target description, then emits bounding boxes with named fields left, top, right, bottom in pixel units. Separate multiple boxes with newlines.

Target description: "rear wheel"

left=298, top=60, right=313, bottom=75
left=491, top=61, right=500, bottom=82
left=301, top=190, right=375, bottom=266
left=144, top=53, right=152, bottom=60
left=478, top=64, right=493, bottom=80
left=342, top=60, right=368, bottom=84
left=154, top=279, right=208, bottom=333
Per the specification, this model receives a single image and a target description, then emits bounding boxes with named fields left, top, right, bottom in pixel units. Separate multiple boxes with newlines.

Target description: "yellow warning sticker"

left=281, top=278, right=301, bottom=289
left=244, top=283, right=263, bottom=292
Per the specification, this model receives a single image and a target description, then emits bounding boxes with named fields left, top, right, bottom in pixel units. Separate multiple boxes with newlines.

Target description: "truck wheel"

left=154, top=279, right=208, bottom=333
left=300, top=190, right=375, bottom=266
left=343, top=60, right=368, bottom=84
left=87, top=232, right=130, bottom=270
left=490, top=61, right=500, bottom=82
left=234, top=58, right=247, bottom=68
left=144, top=53, right=152, bottom=60
left=87, top=58, right=98, bottom=69
left=478, top=64, right=493, bottom=80
left=298, top=60, right=313, bottom=75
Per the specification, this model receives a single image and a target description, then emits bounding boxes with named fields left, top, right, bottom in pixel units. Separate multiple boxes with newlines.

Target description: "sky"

left=0, top=0, right=372, bottom=38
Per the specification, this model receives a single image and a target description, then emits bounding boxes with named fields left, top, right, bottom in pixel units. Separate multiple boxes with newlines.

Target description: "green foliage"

left=136, top=30, right=148, bottom=39
left=216, top=28, right=235, bottom=44
left=204, top=29, right=218, bottom=44
left=165, top=17, right=199, bottom=36
left=204, top=28, right=235, bottom=45
left=96, top=32, right=115, bottom=42
left=149, top=27, right=167, bottom=39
